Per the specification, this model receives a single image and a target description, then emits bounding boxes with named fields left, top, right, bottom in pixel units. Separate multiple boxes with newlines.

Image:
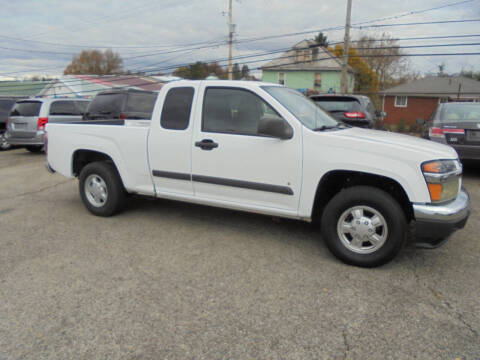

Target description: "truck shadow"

left=123, top=195, right=430, bottom=269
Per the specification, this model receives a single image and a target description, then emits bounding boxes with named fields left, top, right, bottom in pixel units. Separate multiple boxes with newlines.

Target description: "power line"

left=2, top=38, right=480, bottom=92
left=354, top=19, right=480, bottom=29
left=3, top=48, right=480, bottom=97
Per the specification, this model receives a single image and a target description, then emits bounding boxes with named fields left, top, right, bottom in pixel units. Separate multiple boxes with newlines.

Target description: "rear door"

left=8, top=101, right=42, bottom=138
left=148, top=83, right=198, bottom=196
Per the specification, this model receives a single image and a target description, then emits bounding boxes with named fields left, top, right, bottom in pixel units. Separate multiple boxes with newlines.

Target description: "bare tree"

left=356, top=33, right=409, bottom=89
left=64, top=49, right=123, bottom=75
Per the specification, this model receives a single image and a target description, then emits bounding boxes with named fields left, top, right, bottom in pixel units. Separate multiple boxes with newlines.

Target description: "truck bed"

left=46, top=121, right=155, bottom=195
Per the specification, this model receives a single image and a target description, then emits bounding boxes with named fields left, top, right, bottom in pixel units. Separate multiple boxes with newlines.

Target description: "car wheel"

left=321, top=186, right=407, bottom=267
left=0, top=133, right=11, bottom=151
left=79, top=161, right=126, bottom=217
left=25, top=145, right=44, bottom=153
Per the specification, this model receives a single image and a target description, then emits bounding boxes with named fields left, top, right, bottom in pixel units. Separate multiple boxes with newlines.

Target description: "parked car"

left=419, top=102, right=480, bottom=160
left=45, top=81, right=470, bottom=268
left=310, top=94, right=382, bottom=128
left=5, top=98, right=90, bottom=152
left=0, top=97, right=24, bottom=150
left=83, top=88, right=158, bottom=121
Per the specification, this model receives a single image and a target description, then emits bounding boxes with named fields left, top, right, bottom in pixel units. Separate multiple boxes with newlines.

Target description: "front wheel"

left=321, top=186, right=407, bottom=267
left=79, top=161, right=126, bottom=217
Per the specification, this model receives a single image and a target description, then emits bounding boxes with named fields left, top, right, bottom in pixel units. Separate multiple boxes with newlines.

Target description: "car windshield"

left=312, top=97, right=361, bottom=112
left=262, top=86, right=338, bottom=130
left=440, top=103, right=480, bottom=123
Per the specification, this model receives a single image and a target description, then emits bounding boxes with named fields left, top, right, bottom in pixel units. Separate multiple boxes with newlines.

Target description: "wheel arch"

left=72, top=149, right=120, bottom=178
left=311, top=170, right=414, bottom=223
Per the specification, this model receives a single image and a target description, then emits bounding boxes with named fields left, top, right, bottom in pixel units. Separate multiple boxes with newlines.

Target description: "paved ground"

left=0, top=148, right=479, bottom=360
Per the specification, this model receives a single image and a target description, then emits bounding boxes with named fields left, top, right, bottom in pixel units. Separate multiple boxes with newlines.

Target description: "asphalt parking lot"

left=0, top=148, right=479, bottom=360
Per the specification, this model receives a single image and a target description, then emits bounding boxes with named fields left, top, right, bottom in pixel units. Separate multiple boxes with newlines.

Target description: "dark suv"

left=419, top=102, right=480, bottom=160
left=310, top=94, right=381, bottom=128
left=0, top=97, right=24, bottom=150
left=84, top=89, right=158, bottom=121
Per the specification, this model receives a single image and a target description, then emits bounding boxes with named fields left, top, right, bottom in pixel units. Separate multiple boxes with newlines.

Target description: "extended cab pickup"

left=46, top=80, right=470, bottom=267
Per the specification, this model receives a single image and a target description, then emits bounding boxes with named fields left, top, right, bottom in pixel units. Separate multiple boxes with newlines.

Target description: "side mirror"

left=258, top=117, right=293, bottom=140
left=416, top=118, right=425, bottom=125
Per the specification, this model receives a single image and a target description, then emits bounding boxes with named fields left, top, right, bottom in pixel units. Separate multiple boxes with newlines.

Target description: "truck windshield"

left=262, top=86, right=338, bottom=130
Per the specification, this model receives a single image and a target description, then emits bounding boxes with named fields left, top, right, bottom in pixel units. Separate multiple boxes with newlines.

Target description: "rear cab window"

left=160, top=87, right=194, bottom=130
left=9, top=101, right=42, bottom=117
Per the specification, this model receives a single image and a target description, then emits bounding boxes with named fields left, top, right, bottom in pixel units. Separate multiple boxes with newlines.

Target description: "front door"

left=191, top=85, right=302, bottom=214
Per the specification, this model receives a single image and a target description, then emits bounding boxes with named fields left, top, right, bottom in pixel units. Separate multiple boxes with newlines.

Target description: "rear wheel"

left=25, top=145, right=43, bottom=153
left=321, top=186, right=407, bottom=267
left=0, top=133, right=10, bottom=150
left=79, top=161, right=126, bottom=217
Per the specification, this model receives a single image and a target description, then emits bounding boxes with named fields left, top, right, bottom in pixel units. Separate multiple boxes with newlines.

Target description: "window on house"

left=312, top=47, right=319, bottom=60
left=314, top=73, right=322, bottom=88
left=295, top=50, right=304, bottom=63
left=278, top=72, right=285, bottom=85
left=304, top=50, right=311, bottom=62
left=394, top=96, right=408, bottom=107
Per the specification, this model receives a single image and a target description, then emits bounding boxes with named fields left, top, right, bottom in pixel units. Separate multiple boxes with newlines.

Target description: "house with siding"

left=261, top=40, right=355, bottom=93
left=381, top=76, right=480, bottom=126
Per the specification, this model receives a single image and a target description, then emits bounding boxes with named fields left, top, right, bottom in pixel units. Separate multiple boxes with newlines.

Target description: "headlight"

left=422, top=160, right=462, bottom=203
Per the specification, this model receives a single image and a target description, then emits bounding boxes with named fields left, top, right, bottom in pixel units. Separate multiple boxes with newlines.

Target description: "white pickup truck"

left=46, top=80, right=470, bottom=267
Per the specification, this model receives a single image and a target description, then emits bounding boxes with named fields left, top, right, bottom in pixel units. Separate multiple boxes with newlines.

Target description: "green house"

left=261, top=40, right=355, bottom=93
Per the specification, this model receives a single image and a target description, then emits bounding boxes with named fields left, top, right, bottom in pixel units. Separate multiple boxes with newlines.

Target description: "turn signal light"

left=37, top=117, right=48, bottom=131
left=427, top=183, right=443, bottom=201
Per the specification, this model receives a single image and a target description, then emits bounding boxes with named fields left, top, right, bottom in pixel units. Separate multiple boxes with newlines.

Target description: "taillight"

left=344, top=111, right=366, bottom=119
left=120, top=113, right=126, bottom=120
left=429, top=127, right=465, bottom=139
left=37, top=117, right=48, bottom=131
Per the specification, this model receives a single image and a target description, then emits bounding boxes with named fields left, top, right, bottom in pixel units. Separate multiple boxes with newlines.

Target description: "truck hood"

left=329, top=127, right=458, bottom=160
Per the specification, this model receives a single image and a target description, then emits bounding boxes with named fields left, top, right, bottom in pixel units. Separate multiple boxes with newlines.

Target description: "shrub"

left=397, top=119, right=406, bottom=133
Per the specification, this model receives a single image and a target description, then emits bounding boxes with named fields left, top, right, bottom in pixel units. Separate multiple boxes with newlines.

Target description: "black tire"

left=78, top=161, right=126, bottom=217
left=0, top=133, right=11, bottom=151
left=321, top=186, right=407, bottom=267
left=25, top=145, right=43, bottom=153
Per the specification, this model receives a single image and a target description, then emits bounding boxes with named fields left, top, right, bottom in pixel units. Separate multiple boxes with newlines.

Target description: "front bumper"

left=412, top=188, right=470, bottom=248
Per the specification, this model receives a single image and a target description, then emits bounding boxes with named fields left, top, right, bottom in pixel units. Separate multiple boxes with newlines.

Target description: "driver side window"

left=202, top=87, right=284, bottom=136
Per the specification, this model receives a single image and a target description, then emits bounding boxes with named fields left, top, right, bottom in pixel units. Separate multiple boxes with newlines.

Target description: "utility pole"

left=228, top=0, right=234, bottom=80
left=341, top=0, right=352, bottom=94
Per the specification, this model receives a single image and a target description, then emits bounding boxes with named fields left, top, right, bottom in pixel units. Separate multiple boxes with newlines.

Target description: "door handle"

left=195, top=139, right=219, bottom=150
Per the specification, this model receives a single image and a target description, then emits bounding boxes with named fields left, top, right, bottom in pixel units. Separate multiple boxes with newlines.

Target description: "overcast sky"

left=0, top=0, right=479, bottom=80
